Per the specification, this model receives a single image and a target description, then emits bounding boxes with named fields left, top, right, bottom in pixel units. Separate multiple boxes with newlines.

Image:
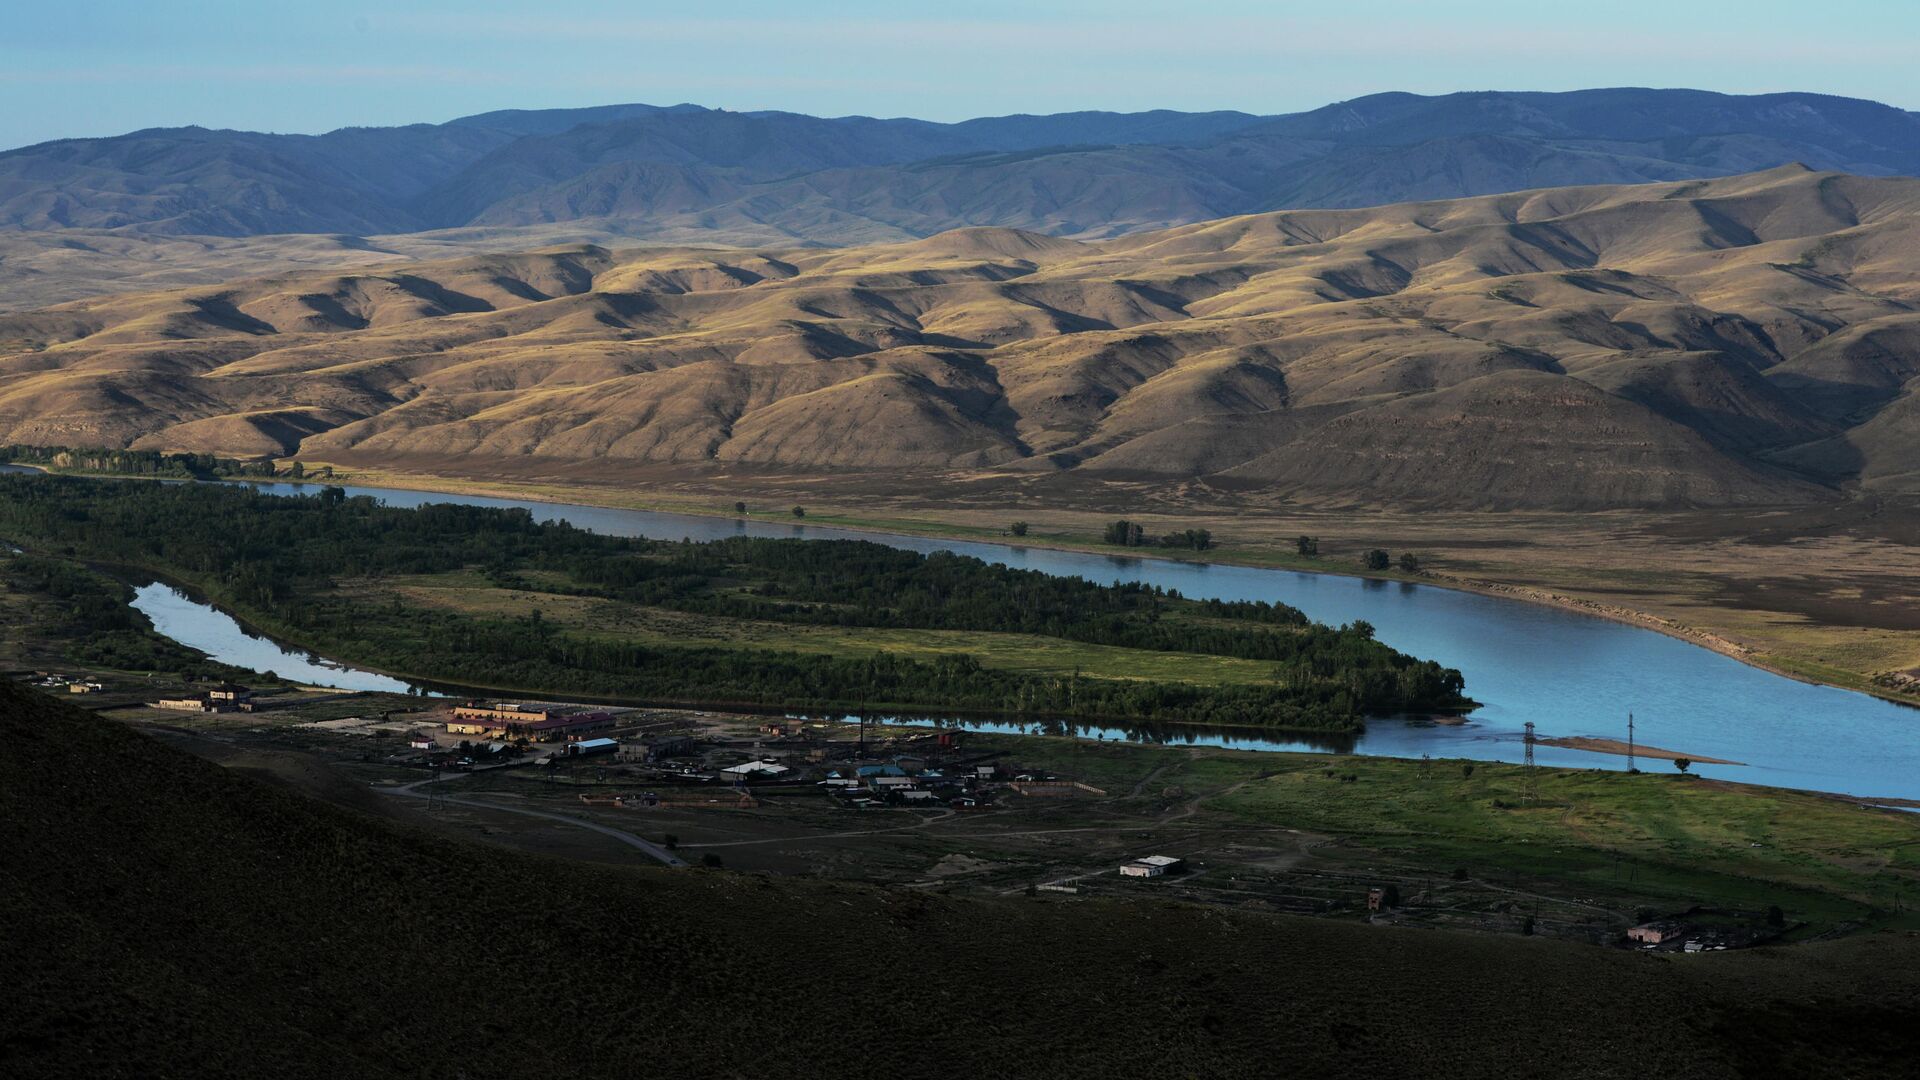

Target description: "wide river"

left=101, top=475, right=1918, bottom=799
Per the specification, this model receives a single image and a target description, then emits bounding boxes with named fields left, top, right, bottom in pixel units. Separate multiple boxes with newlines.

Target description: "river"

left=94, top=474, right=1917, bottom=800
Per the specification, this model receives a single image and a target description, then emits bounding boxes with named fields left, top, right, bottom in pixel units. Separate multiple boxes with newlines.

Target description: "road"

left=376, top=775, right=688, bottom=867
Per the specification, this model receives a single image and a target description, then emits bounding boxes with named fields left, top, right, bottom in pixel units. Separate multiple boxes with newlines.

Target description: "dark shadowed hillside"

left=4, top=680, right=1919, bottom=1079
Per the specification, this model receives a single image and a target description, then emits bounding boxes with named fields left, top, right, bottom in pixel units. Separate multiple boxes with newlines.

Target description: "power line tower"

left=1626, top=712, right=1636, bottom=774
left=427, top=761, right=444, bottom=812
left=1522, top=721, right=1537, bottom=804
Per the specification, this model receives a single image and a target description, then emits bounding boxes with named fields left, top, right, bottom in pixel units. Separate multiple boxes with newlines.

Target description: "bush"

left=1363, top=549, right=1391, bottom=571
left=1010, top=521, right=1028, bottom=537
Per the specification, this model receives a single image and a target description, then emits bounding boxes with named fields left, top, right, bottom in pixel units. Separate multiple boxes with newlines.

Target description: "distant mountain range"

left=5, top=89, right=1918, bottom=244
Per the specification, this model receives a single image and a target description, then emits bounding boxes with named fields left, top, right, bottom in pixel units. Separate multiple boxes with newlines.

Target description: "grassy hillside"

left=4, top=167, right=1917, bottom=509
left=5, top=680, right=1920, bottom=1079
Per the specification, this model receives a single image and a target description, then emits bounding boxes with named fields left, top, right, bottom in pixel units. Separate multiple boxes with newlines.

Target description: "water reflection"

left=131, top=582, right=426, bottom=695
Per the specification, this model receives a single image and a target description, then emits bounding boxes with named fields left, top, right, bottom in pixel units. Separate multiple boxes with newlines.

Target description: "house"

left=206, top=683, right=253, bottom=704
left=408, top=735, right=435, bottom=750
left=1121, top=855, right=1184, bottom=878
left=152, top=695, right=212, bottom=712
left=1627, top=920, right=1691, bottom=945
left=67, top=681, right=104, bottom=694
left=448, top=703, right=620, bottom=742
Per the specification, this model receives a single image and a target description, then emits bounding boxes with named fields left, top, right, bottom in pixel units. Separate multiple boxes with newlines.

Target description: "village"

left=10, top=661, right=1798, bottom=953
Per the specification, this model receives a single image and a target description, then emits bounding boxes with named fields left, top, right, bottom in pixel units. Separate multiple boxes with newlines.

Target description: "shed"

left=721, top=760, right=791, bottom=778
left=1627, top=920, right=1690, bottom=945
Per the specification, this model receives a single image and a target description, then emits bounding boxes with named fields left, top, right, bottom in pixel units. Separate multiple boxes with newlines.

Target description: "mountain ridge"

left=5, top=89, right=1917, bottom=243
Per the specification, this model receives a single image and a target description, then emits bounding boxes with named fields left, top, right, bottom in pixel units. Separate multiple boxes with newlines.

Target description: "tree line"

left=0, top=475, right=1471, bottom=729
left=1103, top=520, right=1213, bottom=550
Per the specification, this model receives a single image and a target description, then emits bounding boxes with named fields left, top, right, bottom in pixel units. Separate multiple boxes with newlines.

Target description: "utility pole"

left=1522, top=722, right=1537, bottom=804
left=1627, top=712, right=1636, bottom=774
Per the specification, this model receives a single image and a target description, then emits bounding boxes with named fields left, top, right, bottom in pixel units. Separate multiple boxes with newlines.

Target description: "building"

left=514, top=712, right=619, bottom=742
left=448, top=702, right=620, bottom=742
left=1121, top=855, right=1184, bottom=878
left=1627, top=920, right=1691, bottom=945
left=152, top=695, right=214, bottom=712
left=721, top=760, right=791, bottom=779
left=568, top=738, right=619, bottom=757
left=632, top=735, right=697, bottom=762
left=150, top=693, right=251, bottom=713
left=206, top=683, right=253, bottom=704
left=452, top=701, right=567, bottom=727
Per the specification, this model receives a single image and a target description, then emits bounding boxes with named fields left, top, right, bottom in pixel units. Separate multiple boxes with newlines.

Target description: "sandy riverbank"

left=1538, top=736, right=1743, bottom=766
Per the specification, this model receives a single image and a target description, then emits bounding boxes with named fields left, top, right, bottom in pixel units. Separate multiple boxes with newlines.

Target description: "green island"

left=0, top=474, right=1469, bottom=730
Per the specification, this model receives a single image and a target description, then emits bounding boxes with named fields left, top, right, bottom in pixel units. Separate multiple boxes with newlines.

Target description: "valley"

left=8, top=65, right=1920, bottom=1078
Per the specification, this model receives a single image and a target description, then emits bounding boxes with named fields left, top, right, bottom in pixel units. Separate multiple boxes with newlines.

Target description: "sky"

left=4, top=0, right=1918, bottom=149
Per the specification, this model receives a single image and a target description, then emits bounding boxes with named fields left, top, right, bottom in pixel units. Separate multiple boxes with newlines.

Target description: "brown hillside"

left=2, top=167, right=1917, bottom=509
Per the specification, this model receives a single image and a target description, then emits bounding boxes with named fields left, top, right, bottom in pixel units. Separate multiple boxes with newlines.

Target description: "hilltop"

left=5, top=680, right=1920, bottom=1078
left=2, top=167, right=1917, bottom=510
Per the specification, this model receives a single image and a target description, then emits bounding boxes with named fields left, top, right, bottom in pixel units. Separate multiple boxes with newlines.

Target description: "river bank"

left=280, top=458, right=1920, bottom=709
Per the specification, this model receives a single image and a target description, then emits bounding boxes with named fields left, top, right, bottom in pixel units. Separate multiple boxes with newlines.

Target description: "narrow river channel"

left=105, top=475, right=1920, bottom=800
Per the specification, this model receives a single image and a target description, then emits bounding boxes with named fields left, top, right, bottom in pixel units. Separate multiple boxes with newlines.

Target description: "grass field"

left=371, top=571, right=1287, bottom=687
left=900, top=729, right=1920, bottom=933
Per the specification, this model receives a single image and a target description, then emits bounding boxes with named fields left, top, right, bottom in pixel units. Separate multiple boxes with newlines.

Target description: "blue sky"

left=4, top=1, right=1917, bottom=148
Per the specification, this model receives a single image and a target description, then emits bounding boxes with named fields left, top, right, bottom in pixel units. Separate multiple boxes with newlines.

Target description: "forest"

left=0, top=475, right=1471, bottom=730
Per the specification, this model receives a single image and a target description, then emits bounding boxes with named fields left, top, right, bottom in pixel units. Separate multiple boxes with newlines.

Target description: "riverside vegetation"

left=0, top=474, right=1468, bottom=729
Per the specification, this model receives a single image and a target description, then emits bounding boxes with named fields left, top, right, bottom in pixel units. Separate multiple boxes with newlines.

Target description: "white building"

left=1120, top=855, right=1184, bottom=878
left=721, top=760, right=791, bottom=779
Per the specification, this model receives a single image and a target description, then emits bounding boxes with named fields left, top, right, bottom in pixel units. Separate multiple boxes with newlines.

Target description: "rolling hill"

left=2, top=166, right=1917, bottom=509
left=5, top=680, right=1920, bottom=1079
